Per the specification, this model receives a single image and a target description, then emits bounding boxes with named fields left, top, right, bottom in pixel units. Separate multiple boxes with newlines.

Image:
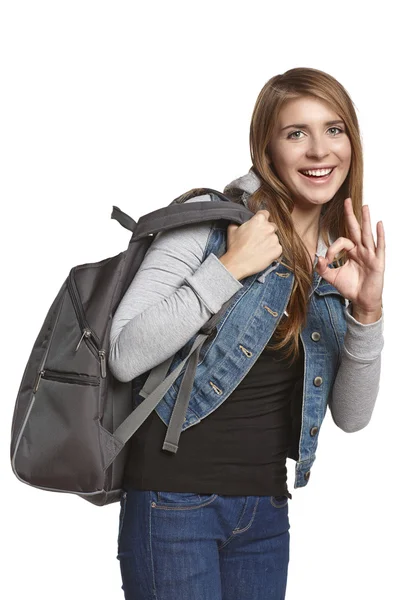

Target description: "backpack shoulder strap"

left=132, top=188, right=253, bottom=240
left=112, top=332, right=208, bottom=448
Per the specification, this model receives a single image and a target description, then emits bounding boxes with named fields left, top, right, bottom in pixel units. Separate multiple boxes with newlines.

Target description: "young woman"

left=108, top=67, right=385, bottom=600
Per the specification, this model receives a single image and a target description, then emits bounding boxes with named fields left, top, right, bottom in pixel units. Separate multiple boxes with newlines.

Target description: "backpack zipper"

left=67, top=272, right=107, bottom=378
left=36, top=369, right=100, bottom=387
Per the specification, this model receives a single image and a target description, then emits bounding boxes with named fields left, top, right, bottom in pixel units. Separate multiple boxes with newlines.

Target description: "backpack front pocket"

left=40, top=369, right=99, bottom=386
left=14, top=375, right=105, bottom=493
left=33, top=369, right=99, bottom=392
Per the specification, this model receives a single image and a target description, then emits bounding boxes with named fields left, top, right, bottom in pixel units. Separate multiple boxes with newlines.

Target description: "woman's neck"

left=292, top=203, right=321, bottom=245
left=290, top=204, right=323, bottom=272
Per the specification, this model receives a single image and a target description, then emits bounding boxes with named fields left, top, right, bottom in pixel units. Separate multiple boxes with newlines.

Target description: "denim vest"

left=148, top=201, right=348, bottom=490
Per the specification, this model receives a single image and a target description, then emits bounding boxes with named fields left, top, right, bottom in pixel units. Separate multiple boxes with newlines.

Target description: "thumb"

left=227, top=222, right=239, bottom=239
left=227, top=223, right=239, bottom=231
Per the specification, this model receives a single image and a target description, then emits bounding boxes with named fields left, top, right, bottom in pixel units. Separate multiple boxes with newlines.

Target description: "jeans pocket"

left=117, top=491, right=128, bottom=547
left=270, top=495, right=289, bottom=509
left=153, top=490, right=218, bottom=510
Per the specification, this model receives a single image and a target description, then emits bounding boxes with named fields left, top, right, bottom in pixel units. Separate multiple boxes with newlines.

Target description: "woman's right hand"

left=219, top=210, right=283, bottom=281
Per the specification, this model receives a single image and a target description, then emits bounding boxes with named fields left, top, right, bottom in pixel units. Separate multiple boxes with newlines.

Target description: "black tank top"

left=123, top=332, right=304, bottom=499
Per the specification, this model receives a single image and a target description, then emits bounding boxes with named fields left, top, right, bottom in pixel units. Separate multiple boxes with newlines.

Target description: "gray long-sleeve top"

left=108, top=195, right=385, bottom=433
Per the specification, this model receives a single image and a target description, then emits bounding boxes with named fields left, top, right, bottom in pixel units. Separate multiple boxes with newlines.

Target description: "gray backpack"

left=10, top=188, right=253, bottom=507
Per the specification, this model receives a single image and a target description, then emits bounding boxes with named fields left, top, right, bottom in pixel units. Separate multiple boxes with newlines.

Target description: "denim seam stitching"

left=152, top=494, right=218, bottom=511
left=233, top=497, right=260, bottom=534
left=117, top=492, right=127, bottom=548
left=270, top=496, right=289, bottom=509
left=323, top=295, right=342, bottom=369
left=149, top=494, right=158, bottom=600
left=157, top=492, right=202, bottom=503
left=194, top=274, right=258, bottom=371
left=218, top=497, right=260, bottom=550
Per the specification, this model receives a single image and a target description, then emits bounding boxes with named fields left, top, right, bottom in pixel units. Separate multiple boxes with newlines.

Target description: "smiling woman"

left=109, top=67, right=385, bottom=600
left=247, top=72, right=369, bottom=362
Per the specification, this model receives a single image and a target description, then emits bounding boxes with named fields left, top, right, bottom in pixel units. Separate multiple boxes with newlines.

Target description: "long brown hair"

left=239, top=67, right=363, bottom=364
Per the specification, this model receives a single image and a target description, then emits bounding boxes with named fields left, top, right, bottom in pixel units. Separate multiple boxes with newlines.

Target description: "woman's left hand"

left=315, top=197, right=385, bottom=314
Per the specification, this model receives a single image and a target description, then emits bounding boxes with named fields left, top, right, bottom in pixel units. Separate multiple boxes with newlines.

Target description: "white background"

left=1, top=1, right=398, bottom=598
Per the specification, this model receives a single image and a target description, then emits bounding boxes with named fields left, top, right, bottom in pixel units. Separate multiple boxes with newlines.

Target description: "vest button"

left=311, top=331, right=321, bottom=342
left=313, top=376, right=323, bottom=387
left=304, top=471, right=311, bottom=481
left=310, top=426, right=319, bottom=436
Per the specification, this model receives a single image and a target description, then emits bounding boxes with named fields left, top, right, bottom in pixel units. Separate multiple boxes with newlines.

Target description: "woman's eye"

left=287, top=127, right=343, bottom=140
left=328, top=127, right=343, bottom=135
left=287, top=130, right=304, bottom=139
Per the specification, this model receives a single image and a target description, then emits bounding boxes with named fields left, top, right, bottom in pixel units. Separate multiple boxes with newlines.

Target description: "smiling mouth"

left=298, top=167, right=336, bottom=183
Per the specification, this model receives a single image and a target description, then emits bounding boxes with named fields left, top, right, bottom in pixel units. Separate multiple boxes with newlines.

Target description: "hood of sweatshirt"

left=223, top=167, right=262, bottom=208
left=223, top=167, right=332, bottom=265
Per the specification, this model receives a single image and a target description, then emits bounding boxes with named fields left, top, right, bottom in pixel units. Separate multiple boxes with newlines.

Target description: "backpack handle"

left=111, top=206, right=137, bottom=232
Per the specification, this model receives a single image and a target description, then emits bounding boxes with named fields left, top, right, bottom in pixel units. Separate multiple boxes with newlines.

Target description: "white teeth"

left=300, top=168, right=333, bottom=177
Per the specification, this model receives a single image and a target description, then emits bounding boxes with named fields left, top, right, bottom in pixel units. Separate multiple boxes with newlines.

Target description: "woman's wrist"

left=218, top=253, right=246, bottom=281
left=350, top=302, right=383, bottom=324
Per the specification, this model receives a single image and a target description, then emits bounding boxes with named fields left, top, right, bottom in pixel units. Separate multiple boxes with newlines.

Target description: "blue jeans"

left=117, top=488, right=290, bottom=599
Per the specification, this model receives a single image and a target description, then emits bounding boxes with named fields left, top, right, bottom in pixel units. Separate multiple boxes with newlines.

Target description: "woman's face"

left=266, top=96, right=352, bottom=210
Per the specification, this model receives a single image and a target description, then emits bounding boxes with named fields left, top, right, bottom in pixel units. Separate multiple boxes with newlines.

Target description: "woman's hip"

left=116, top=488, right=290, bottom=600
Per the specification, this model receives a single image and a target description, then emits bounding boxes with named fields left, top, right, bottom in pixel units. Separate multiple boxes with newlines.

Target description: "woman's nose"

left=306, top=135, right=330, bottom=158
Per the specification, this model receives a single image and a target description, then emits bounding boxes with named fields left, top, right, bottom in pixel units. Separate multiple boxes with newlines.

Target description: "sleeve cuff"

left=343, top=304, right=384, bottom=361
left=184, top=252, right=243, bottom=314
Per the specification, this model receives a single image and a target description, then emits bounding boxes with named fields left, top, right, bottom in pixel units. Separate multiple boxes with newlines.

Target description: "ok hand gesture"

left=315, top=197, right=385, bottom=316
